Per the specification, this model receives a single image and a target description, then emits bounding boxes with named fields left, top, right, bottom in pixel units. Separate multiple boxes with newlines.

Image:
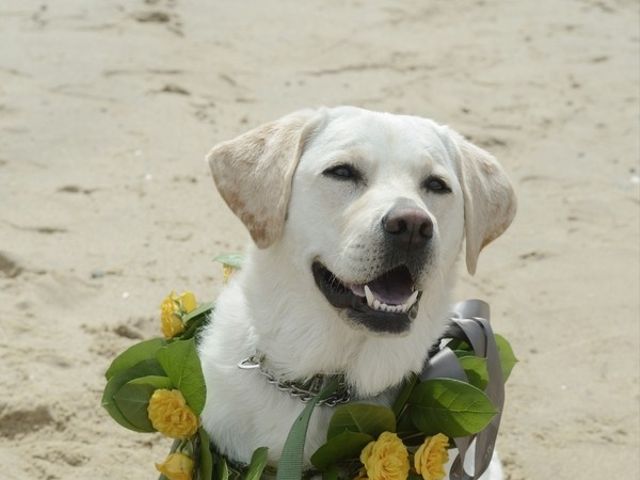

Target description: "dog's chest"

left=199, top=356, right=335, bottom=464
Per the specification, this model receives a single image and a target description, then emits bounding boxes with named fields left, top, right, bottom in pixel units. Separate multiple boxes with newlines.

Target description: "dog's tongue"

left=350, top=266, right=415, bottom=305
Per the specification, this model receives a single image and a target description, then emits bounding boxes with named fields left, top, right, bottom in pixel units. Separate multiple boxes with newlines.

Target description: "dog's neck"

left=228, top=248, right=457, bottom=397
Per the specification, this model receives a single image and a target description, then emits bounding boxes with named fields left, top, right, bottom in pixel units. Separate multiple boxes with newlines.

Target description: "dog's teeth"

left=395, top=291, right=420, bottom=313
left=406, top=290, right=420, bottom=308
left=365, top=287, right=418, bottom=314
left=364, top=285, right=375, bottom=308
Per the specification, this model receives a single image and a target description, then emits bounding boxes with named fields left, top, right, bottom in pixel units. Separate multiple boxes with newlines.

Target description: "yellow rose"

left=161, top=294, right=184, bottom=339
left=155, top=452, right=194, bottom=480
left=178, top=291, right=197, bottom=313
left=414, top=433, right=449, bottom=480
left=160, top=291, right=198, bottom=338
left=360, top=432, right=410, bottom=480
left=147, top=389, right=198, bottom=439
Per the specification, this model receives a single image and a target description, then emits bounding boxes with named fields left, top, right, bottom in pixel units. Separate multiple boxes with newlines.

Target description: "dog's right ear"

left=206, top=109, right=325, bottom=248
left=441, top=127, right=517, bottom=275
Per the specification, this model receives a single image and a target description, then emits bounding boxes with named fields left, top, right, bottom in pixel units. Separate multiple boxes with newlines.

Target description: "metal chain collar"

left=237, top=353, right=352, bottom=407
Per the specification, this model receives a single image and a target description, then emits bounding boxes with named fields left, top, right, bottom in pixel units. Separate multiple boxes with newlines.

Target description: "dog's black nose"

left=382, top=199, right=433, bottom=250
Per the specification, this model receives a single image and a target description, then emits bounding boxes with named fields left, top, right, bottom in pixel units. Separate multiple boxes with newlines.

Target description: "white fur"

left=199, top=107, right=515, bottom=479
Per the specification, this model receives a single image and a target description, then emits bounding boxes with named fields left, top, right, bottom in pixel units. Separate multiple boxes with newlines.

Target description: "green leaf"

left=156, top=338, right=207, bottom=415
left=276, top=377, right=339, bottom=480
left=213, top=253, right=244, bottom=269
left=495, top=334, right=518, bottom=382
left=327, top=404, right=395, bottom=440
left=183, top=301, right=215, bottom=323
left=458, top=356, right=489, bottom=390
left=180, top=308, right=213, bottom=341
left=310, top=431, right=373, bottom=470
left=395, top=410, right=417, bottom=437
left=244, top=447, right=269, bottom=480
left=198, top=428, right=213, bottom=480
left=446, top=338, right=471, bottom=352
left=452, top=349, right=474, bottom=359
left=392, top=373, right=418, bottom=417
left=113, top=381, right=156, bottom=432
left=102, top=359, right=165, bottom=432
left=408, top=378, right=497, bottom=437
left=105, top=338, right=166, bottom=380
left=129, top=375, right=173, bottom=389
left=216, top=455, right=229, bottom=480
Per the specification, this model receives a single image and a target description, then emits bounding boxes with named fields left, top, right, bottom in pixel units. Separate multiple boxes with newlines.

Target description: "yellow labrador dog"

left=198, top=106, right=516, bottom=479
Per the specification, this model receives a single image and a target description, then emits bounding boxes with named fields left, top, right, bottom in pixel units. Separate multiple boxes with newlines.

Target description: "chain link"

left=238, top=354, right=352, bottom=407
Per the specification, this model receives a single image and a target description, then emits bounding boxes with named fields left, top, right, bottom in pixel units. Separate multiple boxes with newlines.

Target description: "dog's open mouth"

left=312, top=261, right=422, bottom=334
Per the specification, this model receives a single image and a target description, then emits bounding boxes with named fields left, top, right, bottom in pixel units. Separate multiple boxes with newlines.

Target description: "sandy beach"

left=0, top=0, right=638, bottom=478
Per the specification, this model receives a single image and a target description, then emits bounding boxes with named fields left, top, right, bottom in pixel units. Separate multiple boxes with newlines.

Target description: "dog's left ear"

left=443, top=128, right=517, bottom=275
left=207, top=109, right=325, bottom=248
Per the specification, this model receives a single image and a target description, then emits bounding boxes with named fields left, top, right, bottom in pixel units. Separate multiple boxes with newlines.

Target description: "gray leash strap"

left=420, top=299, right=505, bottom=480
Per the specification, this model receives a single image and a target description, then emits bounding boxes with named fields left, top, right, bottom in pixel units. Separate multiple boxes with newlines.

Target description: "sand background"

left=0, top=0, right=638, bottom=478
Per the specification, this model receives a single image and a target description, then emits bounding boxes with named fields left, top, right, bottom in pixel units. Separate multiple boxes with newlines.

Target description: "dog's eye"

left=423, top=176, right=451, bottom=194
left=323, top=164, right=361, bottom=182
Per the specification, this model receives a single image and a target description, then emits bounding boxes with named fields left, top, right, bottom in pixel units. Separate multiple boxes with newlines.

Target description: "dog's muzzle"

left=312, top=261, right=423, bottom=334
left=312, top=199, right=434, bottom=334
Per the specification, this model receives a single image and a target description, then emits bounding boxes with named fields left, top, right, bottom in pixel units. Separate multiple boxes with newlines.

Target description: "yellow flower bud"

left=222, top=265, right=236, bottom=284
left=155, top=452, right=194, bottom=480
left=178, top=291, right=197, bottom=313
left=147, top=389, right=198, bottom=439
left=414, top=433, right=450, bottom=480
left=160, top=294, right=185, bottom=339
left=360, top=432, right=409, bottom=480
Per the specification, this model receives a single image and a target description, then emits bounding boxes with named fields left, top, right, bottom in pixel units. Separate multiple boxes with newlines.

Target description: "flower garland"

left=101, top=255, right=517, bottom=480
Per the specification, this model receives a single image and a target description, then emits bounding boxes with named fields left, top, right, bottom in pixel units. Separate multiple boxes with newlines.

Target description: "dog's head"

left=207, top=107, right=516, bottom=336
